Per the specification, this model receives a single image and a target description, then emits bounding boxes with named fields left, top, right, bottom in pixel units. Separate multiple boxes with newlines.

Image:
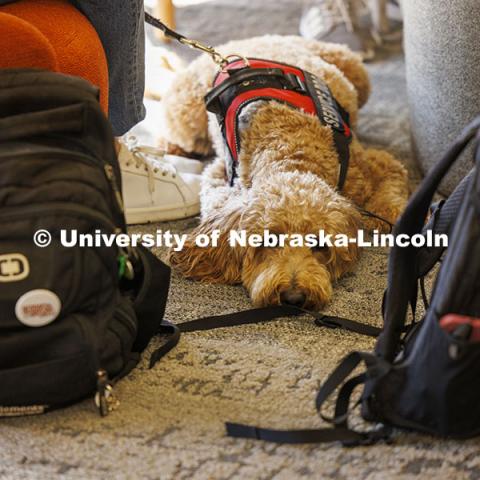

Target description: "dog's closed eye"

left=311, top=245, right=329, bottom=254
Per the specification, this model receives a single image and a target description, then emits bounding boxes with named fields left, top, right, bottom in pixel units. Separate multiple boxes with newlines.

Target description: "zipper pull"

left=95, top=369, right=119, bottom=416
left=118, top=252, right=135, bottom=280
left=117, top=240, right=135, bottom=280
left=104, top=164, right=125, bottom=213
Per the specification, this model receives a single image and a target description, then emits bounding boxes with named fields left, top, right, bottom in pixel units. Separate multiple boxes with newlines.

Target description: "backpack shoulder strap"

left=416, top=168, right=474, bottom=278
left=130, top=247, right=180, bottom=367
left=378, top=117, right=480, bottom=362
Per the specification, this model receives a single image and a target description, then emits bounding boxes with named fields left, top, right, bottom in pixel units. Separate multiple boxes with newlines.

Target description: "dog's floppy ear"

left=168, top=206, right=244, bottom=284
left=161, top=55, right=218, bottom=156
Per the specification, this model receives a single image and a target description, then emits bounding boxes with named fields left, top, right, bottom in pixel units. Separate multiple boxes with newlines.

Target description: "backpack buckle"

left=341, top=425, right=393, bottom=447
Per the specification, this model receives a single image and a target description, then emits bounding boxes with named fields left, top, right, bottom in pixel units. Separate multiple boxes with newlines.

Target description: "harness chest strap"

left=205, top=58, right=353, bottom=189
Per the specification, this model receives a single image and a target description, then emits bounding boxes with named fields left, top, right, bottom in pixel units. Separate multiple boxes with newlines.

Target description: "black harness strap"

left=205, top=67, right=304, bottom=112
left=302, top=71, right=352, bottom=191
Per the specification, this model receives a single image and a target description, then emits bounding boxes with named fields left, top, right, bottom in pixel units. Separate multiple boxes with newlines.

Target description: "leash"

left=176, top=305, right=382, bottom=338
left=145, top=12, right=248, bottom=70
left=149, top=305, right=381, bottom=373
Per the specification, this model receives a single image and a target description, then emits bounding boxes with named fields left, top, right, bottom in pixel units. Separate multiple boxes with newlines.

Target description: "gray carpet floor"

left=2, top=2, right=479, bottom=480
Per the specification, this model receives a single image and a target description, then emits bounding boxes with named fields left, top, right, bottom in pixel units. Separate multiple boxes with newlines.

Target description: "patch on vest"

left=303, top=72, right=351, bottom=137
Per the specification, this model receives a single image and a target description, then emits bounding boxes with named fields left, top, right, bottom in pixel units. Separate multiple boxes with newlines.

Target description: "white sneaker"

left=164, top=154, right=205, bottom=175
left=118, top=139, right=201, bottom=225
left=300, top=0, right=376, bottom=60
left=122, top=135, right=206, bottom=174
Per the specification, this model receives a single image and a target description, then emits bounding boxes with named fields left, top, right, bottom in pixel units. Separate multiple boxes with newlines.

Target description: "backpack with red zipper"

left=225, top=116, right=480, bottom=444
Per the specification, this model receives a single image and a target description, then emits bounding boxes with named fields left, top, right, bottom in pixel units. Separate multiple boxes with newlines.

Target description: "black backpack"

left=224, top=116, right=480, bottom=444
left=0, top=69, right=178, bottom=417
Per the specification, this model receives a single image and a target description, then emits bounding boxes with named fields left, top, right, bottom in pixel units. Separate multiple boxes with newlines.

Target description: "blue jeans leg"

left=69, top=0, right=146, bottom=136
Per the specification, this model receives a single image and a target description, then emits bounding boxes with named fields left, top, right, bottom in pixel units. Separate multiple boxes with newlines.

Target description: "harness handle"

left=220, top=55, right=250, bottom=72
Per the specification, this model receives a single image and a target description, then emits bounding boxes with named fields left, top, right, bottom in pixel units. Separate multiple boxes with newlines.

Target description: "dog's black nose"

left=280, top=289, right=307, bottom=307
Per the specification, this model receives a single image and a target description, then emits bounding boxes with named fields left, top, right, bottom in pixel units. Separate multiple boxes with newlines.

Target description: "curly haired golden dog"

left=162, top=35, right=408, bottom=309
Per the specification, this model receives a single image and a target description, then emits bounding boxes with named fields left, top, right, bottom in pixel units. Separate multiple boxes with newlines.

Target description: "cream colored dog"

left=162, top=35, right=408, bottom=309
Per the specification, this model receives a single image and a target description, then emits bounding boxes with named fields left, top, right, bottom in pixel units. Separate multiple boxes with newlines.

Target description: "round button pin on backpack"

left=15, top=289, right=62, bottom=327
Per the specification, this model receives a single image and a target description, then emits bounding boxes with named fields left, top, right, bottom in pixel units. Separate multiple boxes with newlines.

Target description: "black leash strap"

left=144, top=13, right=230, bottom=67
left=147, top=300, right=381, bottom=369
left=178, top=305, right=381, bottom=337
left=144, top=12, right=187, bottom=43
left=178, top=305, right=302, bottom=332
left=311, top=313, right=382, bottom=337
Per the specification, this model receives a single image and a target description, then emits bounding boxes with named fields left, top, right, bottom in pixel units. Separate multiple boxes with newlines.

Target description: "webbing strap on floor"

left=178, top=305, right=381, bottom=338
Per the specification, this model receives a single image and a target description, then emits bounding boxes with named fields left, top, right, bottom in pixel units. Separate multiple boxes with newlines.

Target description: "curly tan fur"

left=164, top=35, right=408, bottom=309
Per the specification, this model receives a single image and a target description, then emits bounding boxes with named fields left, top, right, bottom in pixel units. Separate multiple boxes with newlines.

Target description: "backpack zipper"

left=104, top=164, right=125, bottom=214
left=0, top=149, right=125, bottom=228
left=0, top=202, right=117, bottom=231
left=95, top=369, right=119, bottom=417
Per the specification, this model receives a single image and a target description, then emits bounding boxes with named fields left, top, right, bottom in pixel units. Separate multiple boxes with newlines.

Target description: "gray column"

left=403, top=0, right=480, bottom=195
